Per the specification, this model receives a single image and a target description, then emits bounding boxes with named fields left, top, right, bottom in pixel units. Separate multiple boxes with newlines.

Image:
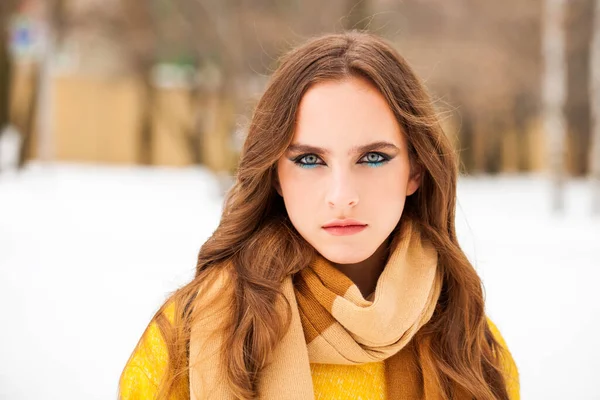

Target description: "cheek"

left=358, top=163, right=410, bottom=230
left=361, top=162, right=410, bottom=200
left=277, top=164, right=320, bottom=218
left=283, top=182, right=311, bottom=213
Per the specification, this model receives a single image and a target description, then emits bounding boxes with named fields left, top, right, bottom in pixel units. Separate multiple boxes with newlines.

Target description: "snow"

left=0, top=163, right=598, bottom=400
left=0, top=126, right=22, bottom=172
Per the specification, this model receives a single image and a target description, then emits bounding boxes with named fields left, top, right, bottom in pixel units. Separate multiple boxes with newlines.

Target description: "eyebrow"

left=286, top=141, right=400, bottom=156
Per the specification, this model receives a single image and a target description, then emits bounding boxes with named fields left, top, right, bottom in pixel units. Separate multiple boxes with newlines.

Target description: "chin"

left=316, top=244, right=374, bottom=265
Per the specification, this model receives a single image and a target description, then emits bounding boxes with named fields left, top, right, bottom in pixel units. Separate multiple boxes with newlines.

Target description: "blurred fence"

left=11, top=64, right=233, bottom=171
left=11, top=63, right=550, bottom=174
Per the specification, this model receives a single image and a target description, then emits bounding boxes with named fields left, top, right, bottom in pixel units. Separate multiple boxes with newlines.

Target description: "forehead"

left=293, top=77, right=403, bottom=149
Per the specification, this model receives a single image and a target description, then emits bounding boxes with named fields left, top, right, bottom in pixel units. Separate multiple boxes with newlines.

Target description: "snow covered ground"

left=0, top=163, right=598, bottom=400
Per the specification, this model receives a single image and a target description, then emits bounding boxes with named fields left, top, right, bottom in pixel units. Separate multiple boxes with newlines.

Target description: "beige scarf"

left=189, top=220, right=443, bottom=399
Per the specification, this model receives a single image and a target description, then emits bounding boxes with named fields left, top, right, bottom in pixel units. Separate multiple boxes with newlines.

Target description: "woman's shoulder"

left=486, top=317, right=520, bottom=400
left=119, top=305, right=173, bottom=399
left=119, top=265, right=235, bottom=399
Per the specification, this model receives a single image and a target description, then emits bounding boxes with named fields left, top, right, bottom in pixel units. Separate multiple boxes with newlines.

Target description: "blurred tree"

left=591, top=0, right=600, bottom=213
left=164, top=0, right=356, bottom=172
left=565, top=0, right=594, bottom=177
left=0, top=0, right=19, bottom=170
left=542, top=0, right=567, bottom=212
left=22, top=0, right=67, bottom=167
left=1, top=0, right=67, bottom=168
left=383, top=0, right=542, bottom=175
left=62, top=0, right=355, bottom=170
left=120, top=0, right=160, bottom=165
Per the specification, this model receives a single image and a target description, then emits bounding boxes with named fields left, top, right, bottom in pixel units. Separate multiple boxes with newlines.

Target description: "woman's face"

left=276, top=77, right=420, bottom=264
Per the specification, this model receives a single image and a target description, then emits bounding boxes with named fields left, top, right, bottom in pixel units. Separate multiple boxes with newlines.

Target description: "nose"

left=326, top=169, right=359, bottom=209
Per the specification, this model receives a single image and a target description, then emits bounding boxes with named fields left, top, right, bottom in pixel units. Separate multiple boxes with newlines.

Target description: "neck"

left=331, top=237, right=391, bottom=298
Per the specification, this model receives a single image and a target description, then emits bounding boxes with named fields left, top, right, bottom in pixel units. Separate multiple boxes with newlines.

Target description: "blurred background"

left=0, top=0, right=599, bottom=399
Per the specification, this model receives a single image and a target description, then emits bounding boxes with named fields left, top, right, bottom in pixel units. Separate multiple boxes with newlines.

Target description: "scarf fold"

left=190, top=220, right=443, bottom=399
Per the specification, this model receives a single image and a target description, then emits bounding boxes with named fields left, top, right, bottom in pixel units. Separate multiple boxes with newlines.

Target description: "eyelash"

left=292, top=152, right=391, bottom=169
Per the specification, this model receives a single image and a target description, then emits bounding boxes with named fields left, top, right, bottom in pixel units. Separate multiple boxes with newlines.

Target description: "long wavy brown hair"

left=120, top=31, right=509, bottom=400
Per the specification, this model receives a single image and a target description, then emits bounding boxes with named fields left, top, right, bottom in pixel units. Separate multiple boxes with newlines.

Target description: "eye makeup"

left=290, top=151, right=394, bottom=169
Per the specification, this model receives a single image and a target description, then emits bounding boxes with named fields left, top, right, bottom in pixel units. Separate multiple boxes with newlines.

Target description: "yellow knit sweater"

left=120, top=304, right=519, bottom=400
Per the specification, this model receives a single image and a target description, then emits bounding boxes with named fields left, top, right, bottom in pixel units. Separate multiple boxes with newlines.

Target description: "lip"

left=322, top=219, right=366, bottom=228
left=322, top=219, right=367, bottom=236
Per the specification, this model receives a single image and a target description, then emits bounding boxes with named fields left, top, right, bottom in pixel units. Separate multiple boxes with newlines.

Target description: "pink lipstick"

left=322, top=219, right=367, bottom=236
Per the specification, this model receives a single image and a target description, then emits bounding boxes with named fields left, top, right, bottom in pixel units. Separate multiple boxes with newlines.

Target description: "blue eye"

left=292, top=152, right=390, bottom=169
left=359, top=152, right=389, bottom=167
left=294, top=154, right=323, bottom=169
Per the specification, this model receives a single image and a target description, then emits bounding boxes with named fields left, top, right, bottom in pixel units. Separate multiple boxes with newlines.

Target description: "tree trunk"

left=590, top=0, right=600, bottom=214
left=18, top=64, right=40, bottom=168
left=0, top=1, right=15, bottom=171
left=138, top=71, right=155, bottom=165
left=184, top=85, right=204, bottom=165
left=0, top=18, right=10, bottom=131
left=543, top=0, right=568, bottom=212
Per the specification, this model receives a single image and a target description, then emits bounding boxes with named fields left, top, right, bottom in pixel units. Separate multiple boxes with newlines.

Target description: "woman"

left=120, top=31, right=519, bottom=400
